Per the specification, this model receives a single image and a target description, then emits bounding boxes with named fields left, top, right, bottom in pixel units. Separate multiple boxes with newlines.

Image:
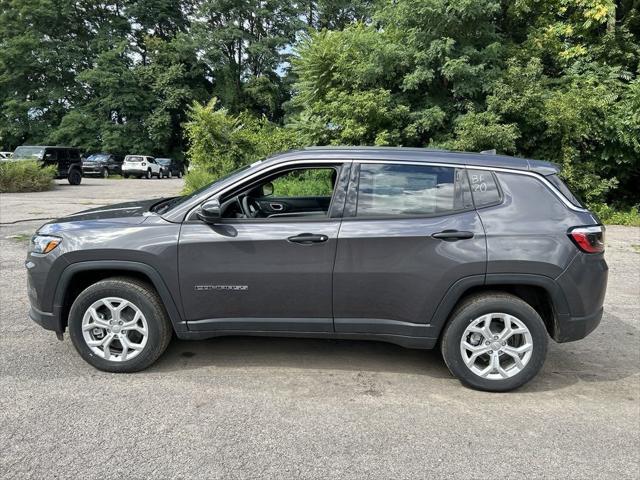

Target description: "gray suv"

left=26, top=147, right=607, bottom=391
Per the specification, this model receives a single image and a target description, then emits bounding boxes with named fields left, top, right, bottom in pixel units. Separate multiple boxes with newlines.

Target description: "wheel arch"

left=431, top=274, right=570, bottom=340
left=54, top=261, right=186, bottom=334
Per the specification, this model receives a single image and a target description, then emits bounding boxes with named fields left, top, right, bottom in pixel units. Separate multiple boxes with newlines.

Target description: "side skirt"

left=176, top=329, right=437, bottom=350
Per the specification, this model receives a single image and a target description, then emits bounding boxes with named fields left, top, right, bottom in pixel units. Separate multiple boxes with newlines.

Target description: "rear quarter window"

left=546, top=174, right=584, bottom=208
left=467, top=169, right=501, bottom=207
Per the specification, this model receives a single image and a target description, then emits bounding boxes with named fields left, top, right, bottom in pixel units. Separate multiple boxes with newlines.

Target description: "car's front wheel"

left=441, top=292, right=548, bottom=392
left=68, top=277, right=173, bottom=372
left=102, top=167, right=109, bottom=179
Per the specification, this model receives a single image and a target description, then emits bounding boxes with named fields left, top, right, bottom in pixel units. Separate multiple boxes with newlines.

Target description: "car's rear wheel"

left=102, top=167, right=109, bottom=179
left=145, top=169, right=152, bottom=179
left=67, top=169, right=82, bottom=185
left=441, top=292, right=548, bottom=392
left=123, top=173, right=129, bottom=179
left=68, top=277, right=173, bottom=372
left=167, top=170, right=173, bottom=179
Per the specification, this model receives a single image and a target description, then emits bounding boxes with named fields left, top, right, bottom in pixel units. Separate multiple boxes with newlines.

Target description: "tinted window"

left=356, top=164, right=472, bottom=216
left=547, top=174, right=584, bottom=207
left=467, top=169, right=501, bottom=207
left=12, top=146, right=45, bottom=160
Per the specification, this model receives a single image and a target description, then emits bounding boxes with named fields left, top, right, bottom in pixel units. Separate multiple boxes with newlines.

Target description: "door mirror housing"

left=197, top=199, right=221, bottom=223
left=262, top=182, right=274, bottom=197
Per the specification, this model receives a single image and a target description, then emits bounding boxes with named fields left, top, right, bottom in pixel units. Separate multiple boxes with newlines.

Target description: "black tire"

left=67, top=169, right=82, bottom=185
left=177, top=170, right=182, bottom=178
left=440, top=292, right=548, bottom=392
left=68, top=277, right=173, bottom=373
left=102, top=167, right=109, bottom=179
left=168, top=170, right=173, bottom=179
left=145, top=169, right=152, bottom=179
left=157, top=169, right=163, bottom=179
left=123, top=173, right=129, bottom=179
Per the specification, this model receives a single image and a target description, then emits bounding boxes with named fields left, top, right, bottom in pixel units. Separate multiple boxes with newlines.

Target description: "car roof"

left=263, top=146, right=560, bottom=175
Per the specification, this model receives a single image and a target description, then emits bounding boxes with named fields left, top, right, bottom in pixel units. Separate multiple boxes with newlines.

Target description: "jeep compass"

left=26, top=147, right=607, bottom=391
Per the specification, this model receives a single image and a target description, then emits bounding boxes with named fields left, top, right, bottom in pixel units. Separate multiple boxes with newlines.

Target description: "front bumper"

left=29, top=305, right=63, bottom=332
left=82, top=165, right=105, bottom=175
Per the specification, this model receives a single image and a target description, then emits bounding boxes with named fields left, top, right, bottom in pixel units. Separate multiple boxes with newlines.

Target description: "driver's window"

left=220, top=166, right=339, bottom=220
left=270, top=169, right=335, bottom=198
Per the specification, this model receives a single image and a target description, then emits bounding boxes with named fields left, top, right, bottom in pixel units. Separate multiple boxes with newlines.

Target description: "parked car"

left=12, top=145, right=82, bottom=184
left=155, top=158, right=184, bottom=178
left=0, top=151, right=12, bottom=159
left=82, top=153, right=123, bottom=178
left=26, top=147, right=607, bottom=391
left=121, top=155, right=162, bottom=179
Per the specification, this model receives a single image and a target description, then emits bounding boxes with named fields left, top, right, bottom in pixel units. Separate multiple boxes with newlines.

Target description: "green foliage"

left=289, top=0, right=640, bottom=206
left=0, top=161, right=56, bottom=193
left=589, top=203, right=640, bottom=226
left=271, top=169, right=334, bottom=196
left=182, top=98, right=302, bottom=193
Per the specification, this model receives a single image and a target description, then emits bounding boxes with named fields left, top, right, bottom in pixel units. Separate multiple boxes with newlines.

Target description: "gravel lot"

left=1, top=178, right=639, bottom=479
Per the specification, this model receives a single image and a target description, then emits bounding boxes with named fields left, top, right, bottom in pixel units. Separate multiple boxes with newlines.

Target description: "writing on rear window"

left=467, top=169, right=501, bottom=207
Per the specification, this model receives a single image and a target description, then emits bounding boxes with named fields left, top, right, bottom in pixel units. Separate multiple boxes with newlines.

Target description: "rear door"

left=333, top=162, right=486, bottom=339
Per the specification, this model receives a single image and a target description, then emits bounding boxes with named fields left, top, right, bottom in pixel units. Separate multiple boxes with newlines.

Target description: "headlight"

left=30, top=235, right=62, bottom=254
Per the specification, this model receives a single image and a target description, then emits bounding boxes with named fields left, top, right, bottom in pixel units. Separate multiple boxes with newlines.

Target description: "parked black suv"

left=26, top=147, right=607, bottom=391
left=155, top=158, right=184, bottom=178
left=82, top=153, right=123, bottom=178
left=12, top=145, right=82, bottom=184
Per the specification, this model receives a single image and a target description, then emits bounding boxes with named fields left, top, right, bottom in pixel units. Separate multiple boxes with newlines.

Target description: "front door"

left=333, top=162, right=487, bottom=339
left=178, top=162, right=349, bottom=333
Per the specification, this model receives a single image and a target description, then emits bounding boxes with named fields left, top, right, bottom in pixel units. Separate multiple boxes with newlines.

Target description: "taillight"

left=568, top=226, right=605, bottom=254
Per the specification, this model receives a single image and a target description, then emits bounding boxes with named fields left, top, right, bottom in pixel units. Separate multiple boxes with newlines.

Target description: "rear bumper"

left=553, top=307, right=603, bottom=343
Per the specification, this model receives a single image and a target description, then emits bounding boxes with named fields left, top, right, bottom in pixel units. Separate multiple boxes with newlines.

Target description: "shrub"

left=589, top=203, right=640, bottom=226
left=182, top=98, right=302, bottom=194
left=0, top=160, right=56, bottom=193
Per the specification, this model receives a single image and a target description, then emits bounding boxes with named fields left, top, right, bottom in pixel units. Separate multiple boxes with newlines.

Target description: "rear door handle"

left=431, top=230, right=474, bottom=241
left=287, top=233, right=329, bottom=244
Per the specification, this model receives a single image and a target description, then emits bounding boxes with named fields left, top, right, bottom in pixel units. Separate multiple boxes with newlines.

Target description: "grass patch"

left=631, top=244, right=640, bottom=254
left=0, top=160, right=56, bottom=193
left=6, top=233, right=31, bottom=243
left=589, top=204, right=640, bottom=226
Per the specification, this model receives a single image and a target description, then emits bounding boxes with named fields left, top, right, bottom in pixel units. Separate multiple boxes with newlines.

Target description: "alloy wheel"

left=460, top=313, right=533, bottom=380
left=81, top=297, right=148, bottom=362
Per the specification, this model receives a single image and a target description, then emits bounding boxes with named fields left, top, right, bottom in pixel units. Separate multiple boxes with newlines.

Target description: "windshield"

left=12, top=146, right=45, bottom=160
left=156, top=158, right=171, bottom=166
left=154, top=163, right=256, bottom=215
left=86, top=154, right=109, bottom=162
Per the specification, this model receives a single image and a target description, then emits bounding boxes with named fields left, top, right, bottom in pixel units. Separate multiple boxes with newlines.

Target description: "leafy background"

left=1, top=0, right=638, bottom=220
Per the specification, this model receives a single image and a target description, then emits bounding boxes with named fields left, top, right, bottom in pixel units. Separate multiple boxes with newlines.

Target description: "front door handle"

left=288, top=233, right=329, bottom=244
left=431, top=230, right=474, bottom=241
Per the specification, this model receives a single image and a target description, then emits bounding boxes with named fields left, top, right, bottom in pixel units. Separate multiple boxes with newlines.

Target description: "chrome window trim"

left=184, top=157, right=587, bottom=221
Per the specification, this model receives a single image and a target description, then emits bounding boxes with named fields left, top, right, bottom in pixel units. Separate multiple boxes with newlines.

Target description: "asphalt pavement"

left=1, top=178, right=638, bottom=479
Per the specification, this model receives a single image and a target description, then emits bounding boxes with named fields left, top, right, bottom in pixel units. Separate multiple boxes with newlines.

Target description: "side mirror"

left=262, top=182, right=274, bottom=197
left=197, top=199, right=221, bottom=223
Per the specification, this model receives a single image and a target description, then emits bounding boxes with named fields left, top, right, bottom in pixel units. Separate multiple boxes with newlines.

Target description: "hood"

left=37, top=198, right=163, bottom=234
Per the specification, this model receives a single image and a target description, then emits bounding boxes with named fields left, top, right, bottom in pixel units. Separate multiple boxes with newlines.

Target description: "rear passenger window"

left=467, top=169, right=501, bottom=207
left=356, top=164, right=472, bottom=217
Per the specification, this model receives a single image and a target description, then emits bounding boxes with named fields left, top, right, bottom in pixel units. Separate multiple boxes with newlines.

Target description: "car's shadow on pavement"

left=148, top=310, right=639, bottom=394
